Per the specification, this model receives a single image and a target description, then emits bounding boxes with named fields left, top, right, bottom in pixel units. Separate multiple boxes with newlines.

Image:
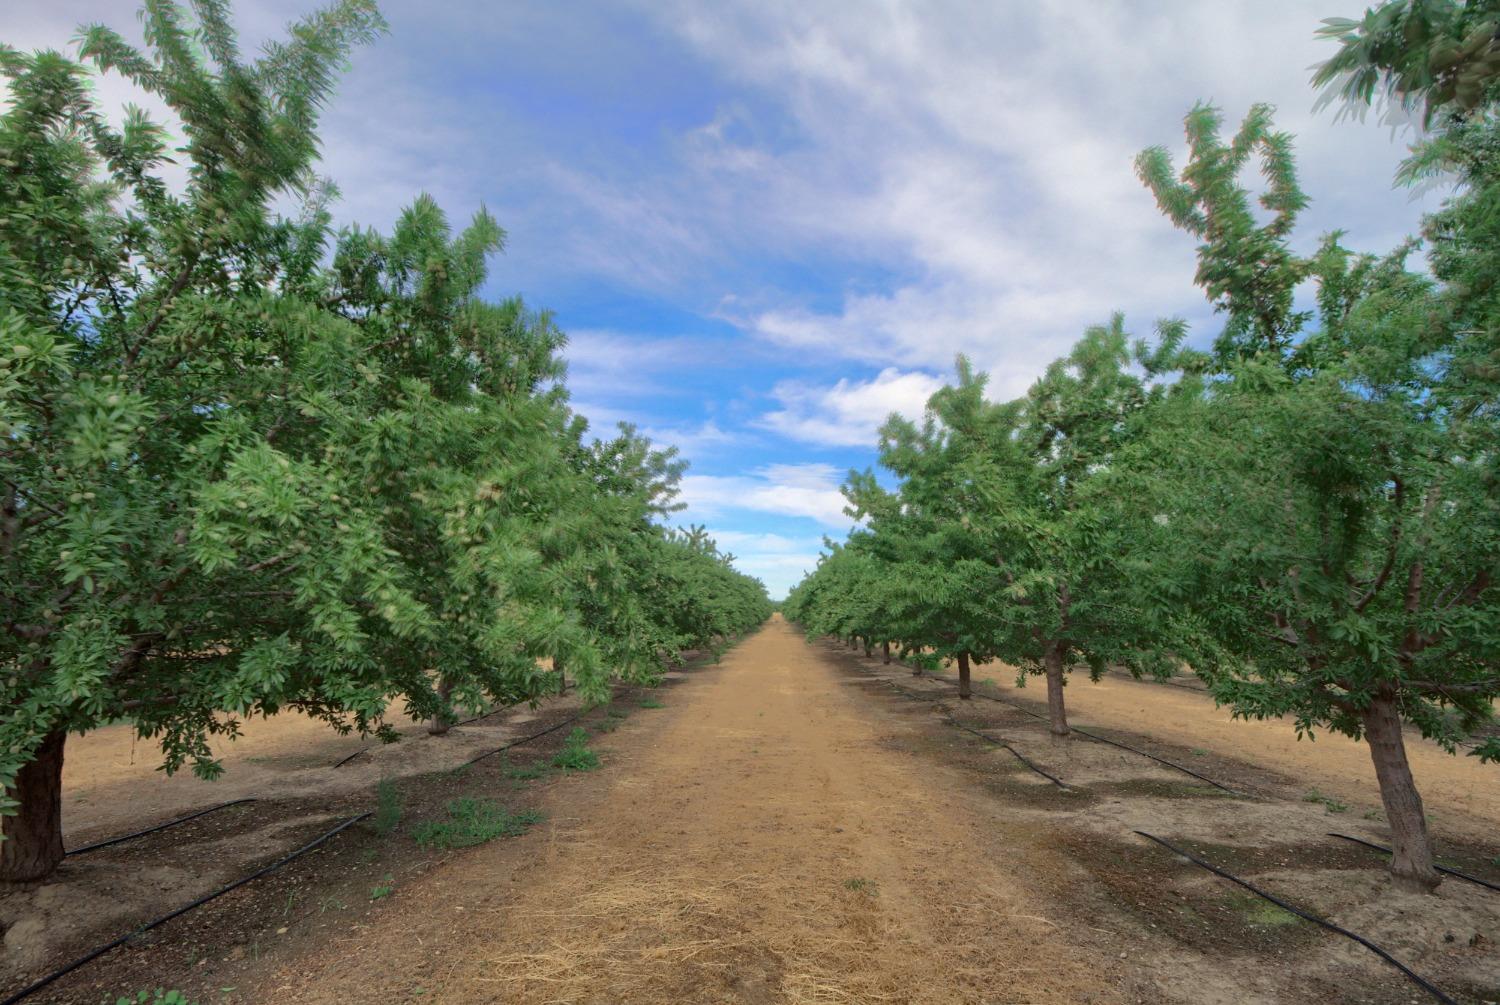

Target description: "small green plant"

left=501, top=754, right=549, bottom=780
left=552, top=727, right=600, bottom=773
left=1303, top=790, right=1348, bottom=814
left=115, top=990, right=196, bottom=1005
left=1190, top=748, right=1209, bottom=756
left=639, top=696, right=664, bottom=709
left=1363, top=809, right=1385, bottom=821
left=373, top=777, right=403, bottom=836
left=843, top=877, right=878, bottom=896
left=607, top=707, right=628, bottom=719
left=369, top=875, right=395, bottom=900
left=412, top=799, right=542, bottom=849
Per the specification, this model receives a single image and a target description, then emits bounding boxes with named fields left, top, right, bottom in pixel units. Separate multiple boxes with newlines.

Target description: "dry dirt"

left=241, top=616, right=1123, bottom=1004
left=8, top=623, right=1498, bottom=1004
left=968, top=664, right=1500, bottom=840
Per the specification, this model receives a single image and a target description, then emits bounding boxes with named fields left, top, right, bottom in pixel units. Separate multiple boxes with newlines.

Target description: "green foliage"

left=789, top=13, right=1499, bottom=890
left=638, top=696, right=664, bottom=709
left=0, top=0, right=768, bottom=880
left=368, top=874, right=394, bottom=900
left=1303, top=790, right=1349, bottom=814
left=411, top=798, right=541, bottom=849
left=551, top=726, right=599, bottom=772
left=112, top=992, right=195, bottom=1005
left=372, top=776, right=401, bottom=836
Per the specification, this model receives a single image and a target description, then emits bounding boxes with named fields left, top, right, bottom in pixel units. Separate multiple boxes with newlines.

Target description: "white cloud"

left=678, top=463, right=852, bottom=527
left=758, top=367, right=945, bottom=446
left=695, top=529, right=828, bottom=600
left=635, top=0, right=1437, bottom=386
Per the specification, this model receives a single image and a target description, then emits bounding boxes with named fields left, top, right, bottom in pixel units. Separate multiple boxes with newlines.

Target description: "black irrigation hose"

left=1329, top=832, right=1500, bottom=894
left=1, top=812, right=371, bottom=1005
left=463, top=707, right=590, bottom=767
left=333, top=696, right=576, bottom=768
left=66, top=798, right=258, bottom=857
left=1134, top=830, right=1458, bottom=1005
left=849, top=661, right=1072, bottom=789
left=910, top=668, right=1242, bottom=796
left=945, top=717, right=1070, bottom=789
left=330, top=744, right=370, bottom=769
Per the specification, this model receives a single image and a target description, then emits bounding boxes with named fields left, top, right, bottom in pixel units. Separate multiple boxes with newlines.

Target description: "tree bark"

left=427, top=677, right=455, bottom=736
left=863, top=640, right=873, bottom=659
left=1043, top=644, right=1069, bottom=736
left=1363, top=692, right=1440, bottom=892
left=957, top=651, right=971, bottom=699
left=882, top=640, right=891, bottom=665
left=1, top=729, right=66, bottom=884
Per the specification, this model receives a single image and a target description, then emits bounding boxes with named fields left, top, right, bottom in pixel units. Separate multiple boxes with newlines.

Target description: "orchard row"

left=0, top=2, right=771, bottom=884
left=786, top=1, right=1499, bottom=896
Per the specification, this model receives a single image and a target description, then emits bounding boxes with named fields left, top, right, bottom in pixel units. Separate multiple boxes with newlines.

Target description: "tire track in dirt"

left=255, top=617, right=1123, bottom=1004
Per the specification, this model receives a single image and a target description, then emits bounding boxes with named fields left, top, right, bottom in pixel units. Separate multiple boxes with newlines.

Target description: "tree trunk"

left=863, top=640, right=873, bottom=658
left=882, top=641, right=891, bottom=665
left=428, top=677, right=455, bottom=736
left=1363, top=692, right=1440, bottom=892
left=1043, top=645, right=1069, bottom=736
left=957, top=652, right=971, bottom=699
left=1, top=729, right=66, bottom=885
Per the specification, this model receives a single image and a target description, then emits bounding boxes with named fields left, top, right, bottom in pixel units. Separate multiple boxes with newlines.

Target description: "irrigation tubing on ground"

left=944, top=716, right=1070, bottom=789
left=333, top=696, right=571, bottom=768
left=330, top=744, right=369, bottom=769
left=1328, top=832, right=1500, bottom=894
left=1133, top=830, right=1458, bottom=1005
left=463, top=708, right=590, bottom=767
left=1, top=812, right=371, bottom=1005
left=66, top=798, right=258, bottom=857
left=849, top=659, right=1071, bottom=789
left=896, top=663, right=1241, bottom=796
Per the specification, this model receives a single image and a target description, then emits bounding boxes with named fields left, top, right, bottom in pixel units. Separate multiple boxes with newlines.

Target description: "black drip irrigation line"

left=66, top=798, right=258, bottom=857
left=333, top=694, right=584, bottom=768
left=847, top=659, right=1070, bottom=789
left=1, top=812, right=371, bottom=1005
left=906, top=667, right=1242, bottom=796
left=330, top=744, right=369, bottom=769
left=944, top=716, right=1070, bottom=789
left=463, top=707, right=590, bottom=767
left=1134, top=830, right=1458, bottom=1005
left=1329, top=832, right=1500, bottom=894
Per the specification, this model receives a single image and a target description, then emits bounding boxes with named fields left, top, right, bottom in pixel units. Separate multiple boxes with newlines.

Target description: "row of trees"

left=786, top=0, right=1498, bottom=895
left=0, top=1, right=770, bottom=883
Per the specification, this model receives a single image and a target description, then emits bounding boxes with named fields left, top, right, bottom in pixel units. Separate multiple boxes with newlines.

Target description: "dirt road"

left=253, top=616, right=1121, bottom=1004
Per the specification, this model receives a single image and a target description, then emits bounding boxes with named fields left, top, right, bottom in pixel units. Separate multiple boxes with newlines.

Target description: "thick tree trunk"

left=957, top=651, right=971, bottom=699
left=1363, top=693, right=1440, bottom=892
left=1043, top=645, right=1069, bottom=736
left=1, top=729, right=66, bottom=885
left=863, top=640, right=873, bottom=658
left=428, top=677, right=455, bottom=736
left=882, top=641, right=891, bottom=665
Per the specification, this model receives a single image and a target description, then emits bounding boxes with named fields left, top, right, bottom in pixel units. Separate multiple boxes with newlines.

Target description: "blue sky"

left=10, top=1, right=1441, bottom=596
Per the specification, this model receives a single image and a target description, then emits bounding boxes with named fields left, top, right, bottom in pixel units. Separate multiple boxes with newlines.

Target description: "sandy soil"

left=60, top=699, right=496, bottom=841
left=968, top=665, right=1500, bottom=839
left=243, top=616, right=1124, bottom=1004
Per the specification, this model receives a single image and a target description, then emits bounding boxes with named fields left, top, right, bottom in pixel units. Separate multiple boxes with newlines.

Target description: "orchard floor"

left=969, top=663, right=1500, bottom=842
left=6, top=619, right=1498, bottom=1004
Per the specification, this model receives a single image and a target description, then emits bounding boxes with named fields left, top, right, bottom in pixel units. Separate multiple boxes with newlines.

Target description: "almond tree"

left=1123, top=100, right=1498, bottom=892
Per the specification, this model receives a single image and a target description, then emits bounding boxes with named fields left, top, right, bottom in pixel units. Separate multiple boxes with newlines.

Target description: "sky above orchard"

left=9, top=1, right=1441, bottom=597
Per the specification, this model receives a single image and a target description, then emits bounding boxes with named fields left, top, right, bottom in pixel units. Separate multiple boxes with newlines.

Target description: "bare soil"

left=4, top=622, right=1497, bottom=1004
left=970, top=663, right=1500, bottom=841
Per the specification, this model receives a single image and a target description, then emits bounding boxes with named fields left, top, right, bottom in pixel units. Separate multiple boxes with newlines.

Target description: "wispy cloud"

left=757, top=367, right=944, bottom=446
left=679, top=463, right=852, bottom=527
